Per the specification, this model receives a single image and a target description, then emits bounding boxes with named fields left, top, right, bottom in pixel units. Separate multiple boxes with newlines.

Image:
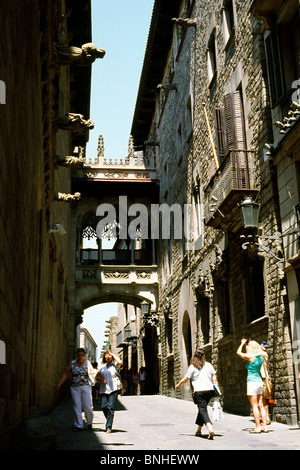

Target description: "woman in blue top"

left=237, top=339, right=268, bottom=433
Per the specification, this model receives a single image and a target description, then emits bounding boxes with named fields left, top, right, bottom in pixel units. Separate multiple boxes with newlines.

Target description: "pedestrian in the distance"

left=92, top=362, right=100, bottom=402
left=97, top=350, right=122, bottom=433
left=260, top=341, right=271, bottom=425
left=175, top=347, right=219, bottom=440
left=237, top=339, right=268, bottom=434
left=139, top=367, right=147, bottom=395
left=56, top=348, right=98, bottom=432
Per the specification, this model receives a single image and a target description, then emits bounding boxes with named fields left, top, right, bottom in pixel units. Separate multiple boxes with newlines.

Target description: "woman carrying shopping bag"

left=176, top=347, right=220, bottom=440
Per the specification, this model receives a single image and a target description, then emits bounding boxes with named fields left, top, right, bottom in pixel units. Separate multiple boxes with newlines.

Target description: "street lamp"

left=238, top=197, right=260, bottom=228
left=238, top=196, right=300, bottom=266
left=140, top=300, right=159, bottom=328
left=141, top=300, right=150, bottom=315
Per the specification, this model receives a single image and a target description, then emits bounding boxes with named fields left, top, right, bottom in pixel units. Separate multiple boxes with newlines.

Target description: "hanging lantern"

left=238, top=197, right=260, bottom=228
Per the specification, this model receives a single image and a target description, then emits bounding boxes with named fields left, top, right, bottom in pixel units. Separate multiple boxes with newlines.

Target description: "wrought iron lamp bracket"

left=241, top=228, right=300, bottom=267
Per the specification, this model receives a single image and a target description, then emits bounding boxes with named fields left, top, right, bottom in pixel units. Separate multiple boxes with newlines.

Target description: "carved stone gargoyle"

left=172, top=18, right=197, bottom=27
left=54, top=113, right=94, bottom=134
left=54, top=154, right=85, bottom=168
left=157, top=83, right=177, bottom=91
left=55, top=192, right=81, bottom=202
left=54, top=42, right=105, bottom=66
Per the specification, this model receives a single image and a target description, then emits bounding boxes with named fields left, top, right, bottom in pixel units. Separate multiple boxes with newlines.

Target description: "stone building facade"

left=131, top=0, right=300, bottom=424
left=79, top=328, right=97, bottom=362
left=0, top=0, right=95, bottom=449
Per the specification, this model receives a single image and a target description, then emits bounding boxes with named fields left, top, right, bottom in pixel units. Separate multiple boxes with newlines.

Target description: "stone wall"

left=145, top=0, right=298, bottom=423
left=0, top=0, right=91, bottom=449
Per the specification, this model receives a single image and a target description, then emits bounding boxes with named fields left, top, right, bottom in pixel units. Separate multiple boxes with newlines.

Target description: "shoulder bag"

left=262, top=360, right=273, bottom=398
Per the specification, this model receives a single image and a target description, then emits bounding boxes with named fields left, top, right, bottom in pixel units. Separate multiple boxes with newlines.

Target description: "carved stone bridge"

left=69, top=135, right=159, bottom=326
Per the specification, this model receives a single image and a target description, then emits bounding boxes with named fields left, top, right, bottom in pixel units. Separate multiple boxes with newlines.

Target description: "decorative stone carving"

left=97, top=135, right=104, bottom=159
left=54, top=113, right=94, bottom=134
left=54, top=42, right=105, bottom=66
left=136, top=271, right=152, bottom=279
left=83, top=269, right=97, bottom=279
left=103, top=271, right=130, bottom=279
left=128, top=135, right=135, bottom=157
left=103, top=172, right=128, bottom=179
left=163, top=296, right=172, bottom=319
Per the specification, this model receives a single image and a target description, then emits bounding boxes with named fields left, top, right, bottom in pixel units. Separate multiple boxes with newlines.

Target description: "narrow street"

left=48, top=394, right=300, bottom=453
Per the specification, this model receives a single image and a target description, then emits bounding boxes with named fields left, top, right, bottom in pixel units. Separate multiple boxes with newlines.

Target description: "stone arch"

left=74, top=282, right=157, bottom=315
left=182, top=310, right=192, bottom=367
left=177, top=278, right=197, bottom=399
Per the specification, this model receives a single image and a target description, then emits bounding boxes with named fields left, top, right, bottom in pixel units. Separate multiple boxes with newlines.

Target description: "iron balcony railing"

left=204, top=150, right=257, bottom=223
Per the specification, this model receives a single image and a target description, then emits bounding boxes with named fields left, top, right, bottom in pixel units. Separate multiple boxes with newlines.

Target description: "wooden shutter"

left=224, top=91, right=246, bottom=151
left=224, top=91, right=248, bottom=188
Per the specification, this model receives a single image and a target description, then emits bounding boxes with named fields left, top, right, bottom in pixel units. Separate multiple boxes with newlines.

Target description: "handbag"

left=116, top=376, right=123, bottom=392
left=262, top=361, right=273, bottom=398
left=213, top=398, right=224, bottom=421
left=112, top=363, right=123, bottom=393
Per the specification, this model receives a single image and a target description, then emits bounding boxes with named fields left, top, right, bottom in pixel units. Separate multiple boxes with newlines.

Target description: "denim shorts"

left=247, top=381, right=263, bottom=396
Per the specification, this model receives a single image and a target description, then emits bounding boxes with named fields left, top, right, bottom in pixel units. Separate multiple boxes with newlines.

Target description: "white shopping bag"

left=213, top=398, right=224, bottom=421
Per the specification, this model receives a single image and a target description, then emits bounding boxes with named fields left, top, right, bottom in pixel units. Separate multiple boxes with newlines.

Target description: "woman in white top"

left=176, top=348, right=219, bottom=439
left=96, top=350, right=122, bottom=433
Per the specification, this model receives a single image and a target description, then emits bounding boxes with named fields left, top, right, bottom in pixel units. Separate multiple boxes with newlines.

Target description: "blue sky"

left=82, top=1, right=154, bottom=358
left=86, top=0, right=154, bottom=161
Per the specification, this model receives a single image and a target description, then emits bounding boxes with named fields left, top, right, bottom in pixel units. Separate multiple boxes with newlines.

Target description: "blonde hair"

left=247, top=340, right=262, bottom=356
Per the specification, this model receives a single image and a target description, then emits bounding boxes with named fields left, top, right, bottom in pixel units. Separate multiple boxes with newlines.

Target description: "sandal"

left=249, top=429, right=261, bottom=434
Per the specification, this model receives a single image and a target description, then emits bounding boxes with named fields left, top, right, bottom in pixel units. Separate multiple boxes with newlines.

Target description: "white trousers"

left=70, top=384, right=94, bottom=428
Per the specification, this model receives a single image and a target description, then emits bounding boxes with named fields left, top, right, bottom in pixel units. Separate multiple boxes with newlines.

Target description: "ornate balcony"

left=76, top=264, right=158, bottom=285
left=204, top=150, right=259, bottom=232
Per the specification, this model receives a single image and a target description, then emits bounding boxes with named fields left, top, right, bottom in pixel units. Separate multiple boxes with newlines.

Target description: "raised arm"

left=237, top=339, right=252, bottom=361
left=111, top=352, right=122, bottom=367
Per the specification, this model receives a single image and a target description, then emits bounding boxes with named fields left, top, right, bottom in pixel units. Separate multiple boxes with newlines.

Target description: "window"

left=183, top=95, right=193, bottom=142
left=265, top=28, right=285, bottom=107
left=214, top=107, right=227, bottom=164
left=244, top=257, right=265, bottom=323
left=197, top=296, right=210, bottom=345
left=206, top=29, right=217, bottom=85
left=176, top=121, right=183, bottom=160
left=222, top=0, right=235, bottom=47
left=192, top=176, right=203, bottom=250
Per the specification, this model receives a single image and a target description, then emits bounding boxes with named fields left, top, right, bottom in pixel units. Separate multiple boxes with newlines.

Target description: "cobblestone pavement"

left=48, top=394, right=300, bottom=453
